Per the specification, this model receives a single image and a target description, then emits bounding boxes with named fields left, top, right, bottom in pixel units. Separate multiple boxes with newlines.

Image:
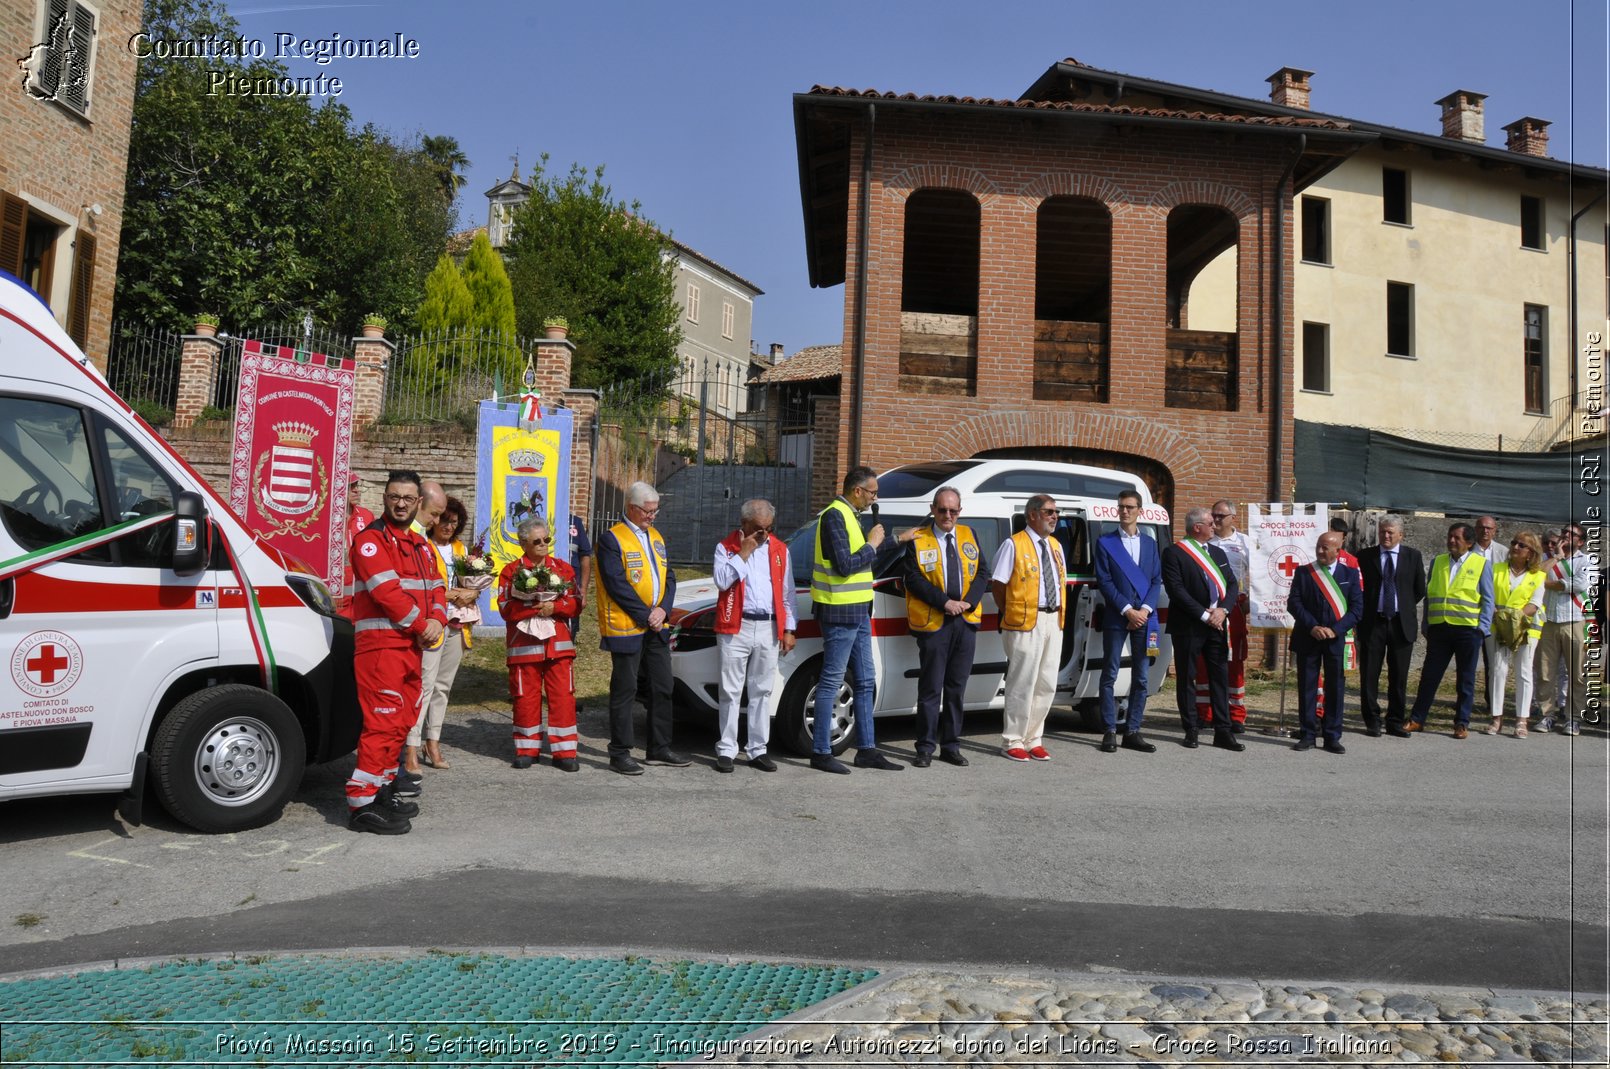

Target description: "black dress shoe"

left=1292, top=737, right=1315, bottom=752
left=1212, top=732, right=1245, bottom=752
left=1364, top=726, right=1383, bottom=738
left=910, top=753, right=932, bottom=768
left=645, top=750, right=691, bottom=766
left=1100, top=732, right=1118, bottom=753
left=1323, top=739, right=1347, bottom=755
left=511, top=755, right=533, bottom=769
left=715, top=755, right=734, bottom=773
left=555, top=757, right=579, bottom=772
left=750, top=753, right=777, bottom=772
left=1121, top=733, right=1156, bottom=753
left=610, top=755, right=644, bottom=776
left=853, top=749, right=903, bottom=770
left=1230, top=721, right=1245, bottom=734
left=349, top=805, right=411, bottom=835
left=810, top=753, right=850, bottom=774
left=1385, top=725, right=1412, bottom=738
left=1182, top=732, right=1199, bottom=748
left=939, top=750, right=970, bottom=767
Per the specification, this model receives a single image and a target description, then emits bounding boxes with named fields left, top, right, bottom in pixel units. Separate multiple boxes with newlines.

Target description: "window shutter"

left=0, top=192, right=28, bottom=277
left=68, top=229, right=96, bottom=347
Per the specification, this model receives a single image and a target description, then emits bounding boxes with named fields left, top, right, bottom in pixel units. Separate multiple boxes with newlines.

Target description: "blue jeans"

left=1410, top=624, right=1483, bottom=726
left=815, top=615, right=877, bottom=753
left=1099, top=626, right=1150, bottom=733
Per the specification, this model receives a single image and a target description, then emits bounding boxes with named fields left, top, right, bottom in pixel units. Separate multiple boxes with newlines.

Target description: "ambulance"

left=0, top=272, right=360, bottom=831
left=667, top=458, right=1174, bottom=754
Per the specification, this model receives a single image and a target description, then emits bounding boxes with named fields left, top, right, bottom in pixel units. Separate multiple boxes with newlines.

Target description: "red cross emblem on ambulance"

left=11, top=630, right=84, bottom=698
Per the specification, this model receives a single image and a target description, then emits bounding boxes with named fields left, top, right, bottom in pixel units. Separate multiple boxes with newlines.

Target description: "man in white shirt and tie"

left=989, top=495, right=1067, bottom=762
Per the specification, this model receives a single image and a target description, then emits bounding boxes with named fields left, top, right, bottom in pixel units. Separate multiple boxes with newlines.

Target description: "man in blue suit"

left=1094, top=490, right=1162, bottom=753
left=1288, top=530, right=1363, bottom=754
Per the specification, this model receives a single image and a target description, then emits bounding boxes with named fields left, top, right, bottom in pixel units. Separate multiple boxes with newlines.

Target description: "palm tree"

left=421, top=135, right=469, bottom=202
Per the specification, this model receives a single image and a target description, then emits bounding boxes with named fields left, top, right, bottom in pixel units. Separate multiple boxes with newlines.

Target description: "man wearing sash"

left=1093, top=490, right=1161, bottom=753
left=902, top=486, right=987, bottom=767
left=1288, top=531, right=1362, bottom=753
left=1161, top=507, right=1241, bottom=750
left=1200, top=500, right=1252, bottom=732
left=1407, top=523, right=1494, bottom=738
left=1536, top=522, right=1596, bottom=736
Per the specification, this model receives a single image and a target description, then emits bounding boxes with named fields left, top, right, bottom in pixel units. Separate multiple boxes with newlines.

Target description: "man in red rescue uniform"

left=344, top=469, right=447, bottom=834
left=338, top=473, right=375, bottom=609
left=499, top=517, right=581, bottom=770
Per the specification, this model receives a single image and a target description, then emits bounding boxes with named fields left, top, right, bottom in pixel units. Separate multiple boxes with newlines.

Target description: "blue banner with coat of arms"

left=474, top=401, right=573, bottom=616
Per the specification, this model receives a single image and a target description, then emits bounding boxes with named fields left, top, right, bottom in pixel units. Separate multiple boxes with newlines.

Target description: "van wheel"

left=1076, top=699, right=1104, bottom=733
left=150, top=686, right=306, bottom=832
left=776, top=658, right=856, bottom=756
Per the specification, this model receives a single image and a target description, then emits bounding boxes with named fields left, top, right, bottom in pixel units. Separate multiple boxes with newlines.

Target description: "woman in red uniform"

left=498, top=518, right=581, bottom=770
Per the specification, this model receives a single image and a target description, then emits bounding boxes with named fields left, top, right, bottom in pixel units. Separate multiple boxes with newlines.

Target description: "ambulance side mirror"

left=172, top=491, right=208, bottom=576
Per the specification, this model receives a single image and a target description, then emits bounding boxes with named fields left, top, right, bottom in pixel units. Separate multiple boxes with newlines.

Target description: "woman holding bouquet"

left=499, top=517, right=581, bottom=770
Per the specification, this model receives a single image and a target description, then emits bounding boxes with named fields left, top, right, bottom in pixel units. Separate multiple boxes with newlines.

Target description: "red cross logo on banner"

left=11, top=630, right=83, bottom=698
left=1277, top=555, right=1301, bottom=578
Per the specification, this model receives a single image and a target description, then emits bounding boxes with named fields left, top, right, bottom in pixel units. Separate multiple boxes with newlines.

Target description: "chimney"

left=1435, top=90, right=1487, bottom=143
left=769, top=342, right=784, bottom=361
left=1266, top=67, right=1313, bottom=110
left=1502, top=116, right=1551, bottom=157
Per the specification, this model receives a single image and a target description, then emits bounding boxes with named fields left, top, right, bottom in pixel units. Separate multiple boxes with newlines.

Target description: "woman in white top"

left=1485, top=531, right=1547, bottom=738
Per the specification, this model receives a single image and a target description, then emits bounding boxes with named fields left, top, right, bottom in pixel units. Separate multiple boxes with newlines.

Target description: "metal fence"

left=214, top=321, right=356, bottom=412
left=104, top=323, right=185, bottom=412
left=384, top=327, right=533, bottom=425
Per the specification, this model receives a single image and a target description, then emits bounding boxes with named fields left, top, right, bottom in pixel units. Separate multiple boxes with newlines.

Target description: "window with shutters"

left=23, top=0, right=99, bottom=118
left=1523, top=305, right=1547, bottom=413
left=720, top=301, right=734, bottom=339
left=685, top=283, right=700, bottom=323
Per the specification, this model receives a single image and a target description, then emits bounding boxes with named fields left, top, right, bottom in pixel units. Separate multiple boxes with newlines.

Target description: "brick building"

left=2, top=0, right=141, bottom=368
left=793, top=61, right=1365, bottom=522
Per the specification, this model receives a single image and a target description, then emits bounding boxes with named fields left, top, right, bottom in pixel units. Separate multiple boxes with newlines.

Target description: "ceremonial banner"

left=228, top=340, right=355, bottom=589
left=1247, top=503, right=1329, bottom=630
left=475, top=400, right=573, bottom=615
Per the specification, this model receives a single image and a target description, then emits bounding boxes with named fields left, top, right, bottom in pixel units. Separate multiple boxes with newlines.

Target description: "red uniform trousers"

left=511, top=657, right=577, bottom=760
left=1196, top=597, right=1248, bottom=725
left=345, top=647, right=423, bottom=808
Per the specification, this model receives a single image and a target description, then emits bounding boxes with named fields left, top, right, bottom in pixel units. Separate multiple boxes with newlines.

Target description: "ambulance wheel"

left=1076, top=699, right=1104, bottom=733
left=151, top=686, right=306, bottom=832
left=776, top=658, right=856, bottom=756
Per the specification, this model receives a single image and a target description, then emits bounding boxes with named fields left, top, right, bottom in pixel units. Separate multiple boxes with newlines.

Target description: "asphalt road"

left=3, top=699, right=1606, bottom=993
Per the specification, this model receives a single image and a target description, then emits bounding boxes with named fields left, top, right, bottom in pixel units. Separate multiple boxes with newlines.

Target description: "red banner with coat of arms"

left=228, top=340, right=355, bottom=589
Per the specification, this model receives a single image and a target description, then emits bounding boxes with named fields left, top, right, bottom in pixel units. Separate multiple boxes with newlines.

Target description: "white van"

left=0, top=273, right=360, bottom=831
left=668, top=458, right=1173, bottom=753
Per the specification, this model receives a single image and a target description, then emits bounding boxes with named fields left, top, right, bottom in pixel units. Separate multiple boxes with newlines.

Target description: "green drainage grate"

left=0, top=953, right=877, bottom=1064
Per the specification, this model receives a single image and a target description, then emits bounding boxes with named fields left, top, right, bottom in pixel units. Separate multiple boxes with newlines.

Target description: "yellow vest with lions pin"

left=596, top=521, right=667, bottom=639
left=907, top=525, right=983, bottom=630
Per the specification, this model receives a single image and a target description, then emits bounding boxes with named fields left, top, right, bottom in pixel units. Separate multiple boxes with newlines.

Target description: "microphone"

left=870, top=503, right=879, bottom=528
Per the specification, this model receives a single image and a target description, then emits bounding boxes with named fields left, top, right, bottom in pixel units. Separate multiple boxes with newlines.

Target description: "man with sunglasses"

left=1201, top=499, right=1252, bottom=733
left=903, top=486, right=987, bottom=767
left=990, top=494, right=1068, bottom=762
left=712, top=499, right=795, bottom=772
left=1536, top=522, right=1596, bottom=736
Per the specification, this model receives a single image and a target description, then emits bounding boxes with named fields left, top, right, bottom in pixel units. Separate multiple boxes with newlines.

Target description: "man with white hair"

left=1161, top=506, right=1241, bottom=750
left=595, top=481, right=687, bottom=774
left=712, top=498, right=795, bottom=772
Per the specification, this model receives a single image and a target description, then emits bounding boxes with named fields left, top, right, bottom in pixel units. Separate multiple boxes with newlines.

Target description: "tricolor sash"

left=1311, top=563, right=1348, bottom=622
left=1176, top=539, right=1227, bottom=603
left=1553, top=559, right=1587, bottom=615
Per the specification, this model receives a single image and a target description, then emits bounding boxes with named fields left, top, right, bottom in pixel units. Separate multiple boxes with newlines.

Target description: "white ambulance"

left=0, top=273, right=360, bottom=831
left=668, top=458, right=1173, bottom=753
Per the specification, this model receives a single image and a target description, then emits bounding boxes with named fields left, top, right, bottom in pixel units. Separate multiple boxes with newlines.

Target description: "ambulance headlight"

left=285, top=575, right=338, bottom=618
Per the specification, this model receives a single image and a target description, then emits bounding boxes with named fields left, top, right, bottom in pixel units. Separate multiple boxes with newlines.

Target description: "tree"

left=503, top=159, right=682, bottom=388
left=404, top=254, right=475, bottom=394
left=421, top=135, right=470, bottom=203
left=115, top=0, right=454, bottom=331
left=459, top=231, right=522, bottom=386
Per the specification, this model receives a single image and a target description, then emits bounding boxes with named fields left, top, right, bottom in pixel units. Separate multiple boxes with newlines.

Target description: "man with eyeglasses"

left=711, top=499, right=795, bottom=772
left=1536, top=522, right=1596, bottom=736
left=1472, top=516, right=1508, bottom=566
left=1161, top=507, right=1241, bottom=750
left=990, top=494, right=1068, bottom=762
left=809, top=466, right=914, bottom=773
left=1200, top=500, right=1252, bottom=733
left=902, top=486, right=987, bottom=767
left=343, top=469, right=448, bottom=834
left=1093, top=490, right=1161, bottom=753
left=596, top=481, right=687, bottom=774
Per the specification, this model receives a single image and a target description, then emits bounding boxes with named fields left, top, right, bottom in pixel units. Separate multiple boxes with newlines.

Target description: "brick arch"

left=1020, top=172, right=1132, bottom=217
left=1146, top=179, right=1258, bottom=218
left=934, top=409, right=1205, bottom=489
left=881, top=164, right=1002, bottom=201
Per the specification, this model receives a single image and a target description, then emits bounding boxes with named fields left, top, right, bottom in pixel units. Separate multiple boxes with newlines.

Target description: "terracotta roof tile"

left=750, top=344, right=841, bottom=384
left=806, top=86, right=1351, bottom=130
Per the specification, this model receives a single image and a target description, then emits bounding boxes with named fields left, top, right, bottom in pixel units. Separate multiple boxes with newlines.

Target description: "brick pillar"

left=173, top=333, right=223, bottom=428
left=531, top=339, right=574, bottom=401
left=352, top=335, right=394, bottom=427
left=562, top=388, right=597, bottom=519
left=810, top=395, right=842, bottom=511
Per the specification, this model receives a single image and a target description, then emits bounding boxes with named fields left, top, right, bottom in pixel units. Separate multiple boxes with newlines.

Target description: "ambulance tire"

left=776, top=657, right=856, bottom=757
left=1075, top=699, right=1104, bottom=733
left=151, top=686, right=306, bottom=833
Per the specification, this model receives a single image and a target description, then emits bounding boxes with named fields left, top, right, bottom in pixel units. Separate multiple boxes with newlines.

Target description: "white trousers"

left=1484, top=633, right=1536, bottom=721
left=409, top=628, right=466, bottom=745
left=717, top=618, right=780, bottom=758
left=1001, top=611, right=1061, bottom=749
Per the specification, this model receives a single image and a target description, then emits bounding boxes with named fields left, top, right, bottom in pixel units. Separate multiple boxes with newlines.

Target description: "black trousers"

left=1296, top=644, right=1345, bottom=741
left=1172, top=627, right=1227, bottom=734
left=913, top=617, right=975, bottom=755
left=1358, top=617, right=1413, bottom=729
left=608, top=635, right=673, bottom=757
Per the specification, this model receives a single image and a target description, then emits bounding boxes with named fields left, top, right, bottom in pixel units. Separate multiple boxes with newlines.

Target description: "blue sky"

left=222, top=0, right=1608, bottom=354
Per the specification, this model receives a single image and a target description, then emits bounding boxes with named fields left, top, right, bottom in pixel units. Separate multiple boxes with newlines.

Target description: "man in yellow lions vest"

left=1407, top=522, right=1495, bottom=739
left=990, top=494, right=1068, bottom=762
left=902, top=486, right=988, bottom=767
left=595, top=480, right=689, bottom=774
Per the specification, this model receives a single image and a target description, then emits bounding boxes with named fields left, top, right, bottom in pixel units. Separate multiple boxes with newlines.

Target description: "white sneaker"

left=1537, top=715, right=1557, bottom=733
left=1565, top=720, right=1581, bottom=736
